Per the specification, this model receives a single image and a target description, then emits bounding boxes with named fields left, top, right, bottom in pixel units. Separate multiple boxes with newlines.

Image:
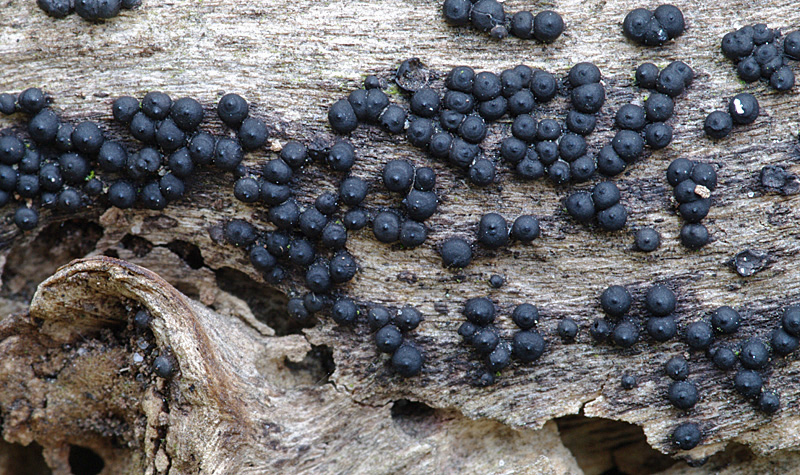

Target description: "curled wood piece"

left=2, top=257, right=584, bottom=474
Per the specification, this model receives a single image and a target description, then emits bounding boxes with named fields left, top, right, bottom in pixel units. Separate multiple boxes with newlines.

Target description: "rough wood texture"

left=2, top=0, right=800, bottom=473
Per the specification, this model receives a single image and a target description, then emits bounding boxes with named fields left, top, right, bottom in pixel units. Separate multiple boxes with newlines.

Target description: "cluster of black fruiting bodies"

left=442, top=0, right=564, bottom=42
left=703, top=93, right=759, bottom=140
left=622, top=5, right=685, bottom=46
left=592, top=283, right=800, bottom=451
left=666, top=157, right=716, bottom=249
left=439, top=213, right=539, bottom=269
left=0, top=87, right=426, bottom=377
left=722, top=24, right=800, bottom=91
left=457, top=297, right=553, bottom=386
left=37, top=0, right=140, bottom=21
left=561, top=60, right=692, bottom=233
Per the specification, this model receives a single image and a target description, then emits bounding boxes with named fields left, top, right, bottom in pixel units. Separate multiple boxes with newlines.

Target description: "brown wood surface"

left=2, top=0, right=800, bottom=473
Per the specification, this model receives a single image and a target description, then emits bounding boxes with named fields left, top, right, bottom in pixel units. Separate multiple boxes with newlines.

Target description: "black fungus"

left=250, top=247, right=276, bottom=272
left=621, top=374, right=637, bottom=389
left=489, top=274, right=505, bottom=288
left=644, top=122, right=673, bottom=149
left=315, top=192, right=339, bottom=215
left=668, top=380, right=699, bottom=410
left=269, top=199, right=301, bottom=230
left=613, top=320, right=640, bottom=348
left=558, top=133, right=587, bottom=162
left=238, top=117, right=268, bottom=151
left=548, top=160, right=571, bottom=185
left=379, top=105, right=407, bottom=134
left=464, top=297, right=496, bottom=326
left=17, top=88, right=46, bottom=114
left=635, top=227, right=661, bottom=252
left=410, top=87, right=441, bottom=117
left=218, top=93, right=249, bottom=127
left=783, top=306, right=800, bottom=337
left=440, top=237, right=472, bottom=268
left=711, top=306, right=741, bottom=334
left=680, top=223, right=710, bottom=249
left=571, top=83, right=605, bottom=114
left=635, top=63, right=660, bottom=89
left=611, top=130, right=644, bottom=162
left=383, top=160, right=414, bottom=192
left=710, top=346, right=737, bottom=370
left=665, top=356, right=689, bottom=380
left=373, top=211, right=401, bottom=243
left=0, top=94, right=15, bottom=115
left=14, top=207, right=38, bottom=231
left=331, top=298, right=358, bottom=325
left=558, top=318, right=579, bottom=341
left=153, top=355, right=174, bottom=379
left=477, top=213, right=509, bottom=249
left=403, top=190, right=438, bottom=221
left=392, top=344, right=423, bottom=377
left=533, top=11, right=564, bottom=42
left=396, top=306, right=422, bottom=331
left=160, top=173, right=185, bottom=201
left=685, top=321, right=714, bottom=350
left=758, top=391, right=780, bottom=414
left=771, top=329, right=799, bottom=357
left=739, top=338, right=770, bottom=370
left=510, top=215, right=540, bottom=242
left=28, top=109, right=60, bottom=144
left=511, top=303, right=539, bottom=330
left=468, top=159, right=496, bottom=186
left=733, top=369, right=763, bottom=399
left=616, top=104, right=647, bottom=131
left=644, top=93, right=674, bottom=122
left=305, top=262, right=331, bottom=294
left=568, top=62, right=601, bottom=87
left=645, top=284, right=676, bottom=317
left=601, top=285, right=632, bottom=318
left=728, top=93, right=759, bottom=125
left=399, top=220, right=427, bottom=248
left=368, top=306, right=392, bottom=331
left=704, top=111, right=733, bottom=139
left=376, top=325, right=404, bottom=353
left=327, top=141, right=356, bottom=172
left=647, top=316, right=677, bottom=342
left=472, top=71, right=502, bottom=101
left=470, top=0, right=505, bottom=32
left=472, top=327, right=500, bottom=354
left=512, top=331, right=546, bottom=362
left=343, top=208, right=369, bottom=231
left=597, top=203, right=628, bottom=231
left=589, top=318, right=611, bottom=342
left=458, top=321, right=478, bottom=341
left=672, top=423, right=701, bottom=450
left=565, top=191, right=595, bottom=223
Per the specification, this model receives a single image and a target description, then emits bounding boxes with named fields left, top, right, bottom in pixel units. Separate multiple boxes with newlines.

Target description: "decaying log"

left=2, top=0, right=800, bottom=473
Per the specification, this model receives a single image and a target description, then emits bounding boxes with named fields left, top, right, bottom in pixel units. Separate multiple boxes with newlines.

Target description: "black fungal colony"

left=589, top=282, right=800, bottom=451
left=622, top=4, right=686, bottom=46
left=442, top=0, right=564, bottom=42
left=0, top=86, right=427, bottom=378
left=458, top=297, right=545, bottom=385
left=703, top=93, right=759, bottom=139
left=37, top=0, right=140, bottom=21
left=721, top=24, right=800, bottom=91
left=666, top=157, right=716, bottom=249
left=565, top=60, right=693, bottom=232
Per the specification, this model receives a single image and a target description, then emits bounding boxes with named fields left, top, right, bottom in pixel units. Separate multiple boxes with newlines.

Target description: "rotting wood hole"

left=68, top=445, right=104, bottom=475
left=282, top=344, right=335, bottom=386
left=2, top=219, right=102, bottom=302
left=214, top=267, right=316, bottom=336
left=165, top=240, right=205, bottom=269
left=120, top=234, right=153, bottom=258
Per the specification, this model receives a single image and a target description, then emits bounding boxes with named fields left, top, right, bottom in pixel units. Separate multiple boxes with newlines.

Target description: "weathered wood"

left=2, top=0, right=800, bottom=472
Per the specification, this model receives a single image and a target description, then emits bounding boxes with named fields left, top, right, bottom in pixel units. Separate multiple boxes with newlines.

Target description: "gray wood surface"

left=2, top=0, right=800, bottom=472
